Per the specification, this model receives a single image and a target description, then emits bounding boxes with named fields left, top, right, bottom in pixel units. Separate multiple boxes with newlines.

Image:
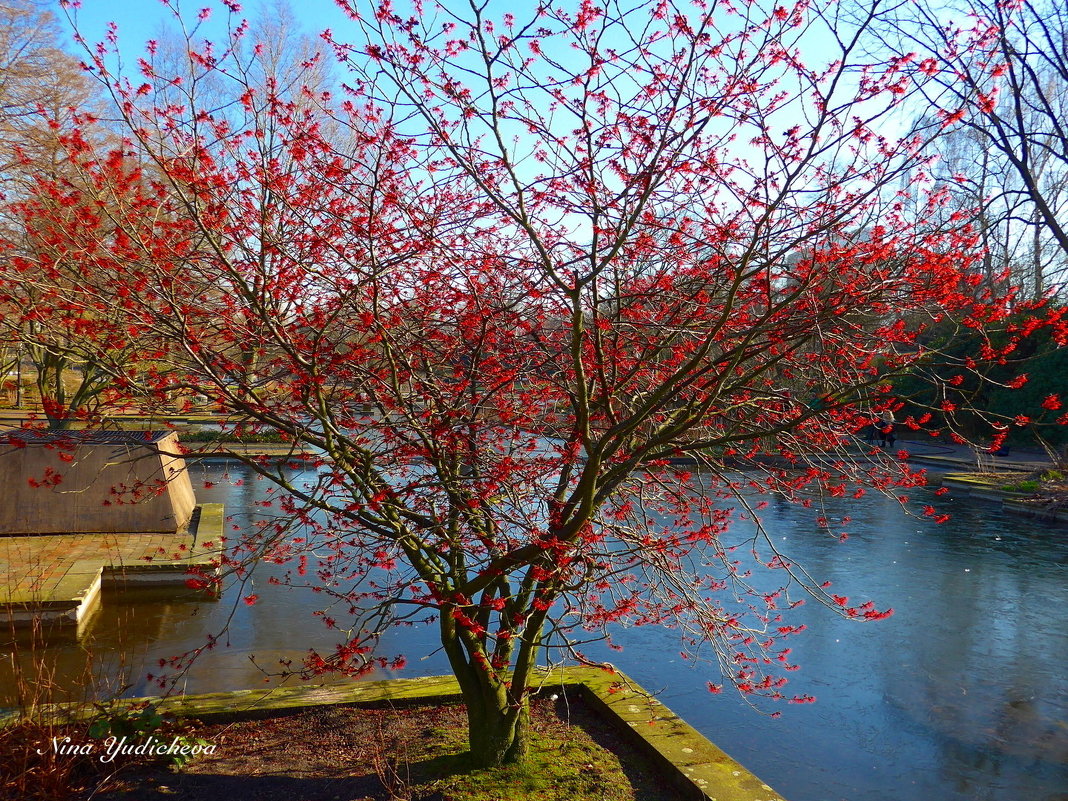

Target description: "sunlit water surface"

left=3, top=461, right=1066, bottom=801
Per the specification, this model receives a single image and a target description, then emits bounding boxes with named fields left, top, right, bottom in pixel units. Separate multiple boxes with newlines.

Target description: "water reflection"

left=3, top=461, right=1067, bottom=801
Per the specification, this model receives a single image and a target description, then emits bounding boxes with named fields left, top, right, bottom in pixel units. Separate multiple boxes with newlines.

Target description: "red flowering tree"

left=10, top=0, right=1063, bottom=767
left=0, top=139, right=175, bottom=427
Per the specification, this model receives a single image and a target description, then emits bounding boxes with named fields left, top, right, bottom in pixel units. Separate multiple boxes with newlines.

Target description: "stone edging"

left=86, top=667, right=786, bottom=801
left=941, top=474, right=1068, bottom=522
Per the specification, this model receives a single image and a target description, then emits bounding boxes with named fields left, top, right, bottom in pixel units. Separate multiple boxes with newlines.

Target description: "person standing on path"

left=878, top=411, right=896, bottom=449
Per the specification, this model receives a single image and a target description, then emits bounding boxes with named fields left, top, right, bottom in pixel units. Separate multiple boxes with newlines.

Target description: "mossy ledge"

left=941, top=473, right=1068, bottom=521
left=13, top=667, right=784, bottom=801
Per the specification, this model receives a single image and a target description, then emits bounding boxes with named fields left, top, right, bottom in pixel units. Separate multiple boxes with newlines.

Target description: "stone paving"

left=0, top=531, right=209, bottom=604
left=0, top=504, right=223, bottom=627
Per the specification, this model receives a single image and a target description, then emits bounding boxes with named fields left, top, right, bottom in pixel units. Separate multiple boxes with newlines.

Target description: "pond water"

left=3, top=460, right=1067, bottom=801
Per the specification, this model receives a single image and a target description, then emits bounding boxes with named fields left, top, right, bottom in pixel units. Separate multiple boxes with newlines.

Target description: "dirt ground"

left=76, top=695, right=675, bottom=801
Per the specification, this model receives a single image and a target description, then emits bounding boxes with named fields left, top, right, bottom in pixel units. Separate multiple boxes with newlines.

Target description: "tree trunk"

left=439, top=607, right=543, bottom=768
left=1033, top=204, right=1043, bottom=300
left=464, top=686, right=530, bottom=767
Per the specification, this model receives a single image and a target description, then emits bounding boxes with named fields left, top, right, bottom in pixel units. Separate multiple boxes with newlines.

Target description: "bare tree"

left=878, top=0, right=1068, bottom=296
left=0, top=0, right=96, bottom=201
left=0, top=0, right=106, bottom=418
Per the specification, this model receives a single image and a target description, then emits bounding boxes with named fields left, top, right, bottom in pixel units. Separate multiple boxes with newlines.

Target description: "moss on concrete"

left=941, top=474, right=1068, bottom=523
left=124, top=668, right=785, bottom=801
left=941, top=473, right=1026, bottom=500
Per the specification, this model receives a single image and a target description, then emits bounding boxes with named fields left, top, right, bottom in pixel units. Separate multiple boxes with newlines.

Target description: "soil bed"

left=76, top=695, right=678, bottom=801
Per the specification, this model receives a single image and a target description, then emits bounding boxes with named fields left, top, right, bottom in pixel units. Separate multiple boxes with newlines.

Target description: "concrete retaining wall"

left=0, top=431, right=195, bottom=534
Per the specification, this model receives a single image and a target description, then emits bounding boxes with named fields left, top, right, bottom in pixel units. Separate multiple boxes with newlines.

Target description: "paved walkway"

left=896, top=437, right=1056, bottom=472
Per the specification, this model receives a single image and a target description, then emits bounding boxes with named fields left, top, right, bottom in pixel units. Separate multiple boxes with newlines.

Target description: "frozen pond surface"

left=3, top=460, right=1067, bottom=801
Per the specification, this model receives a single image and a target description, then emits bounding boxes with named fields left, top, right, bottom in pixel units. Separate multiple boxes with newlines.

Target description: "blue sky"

left=53, top=0, right=922, bottom=214
left=58, top=0, right=350, bottom=61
